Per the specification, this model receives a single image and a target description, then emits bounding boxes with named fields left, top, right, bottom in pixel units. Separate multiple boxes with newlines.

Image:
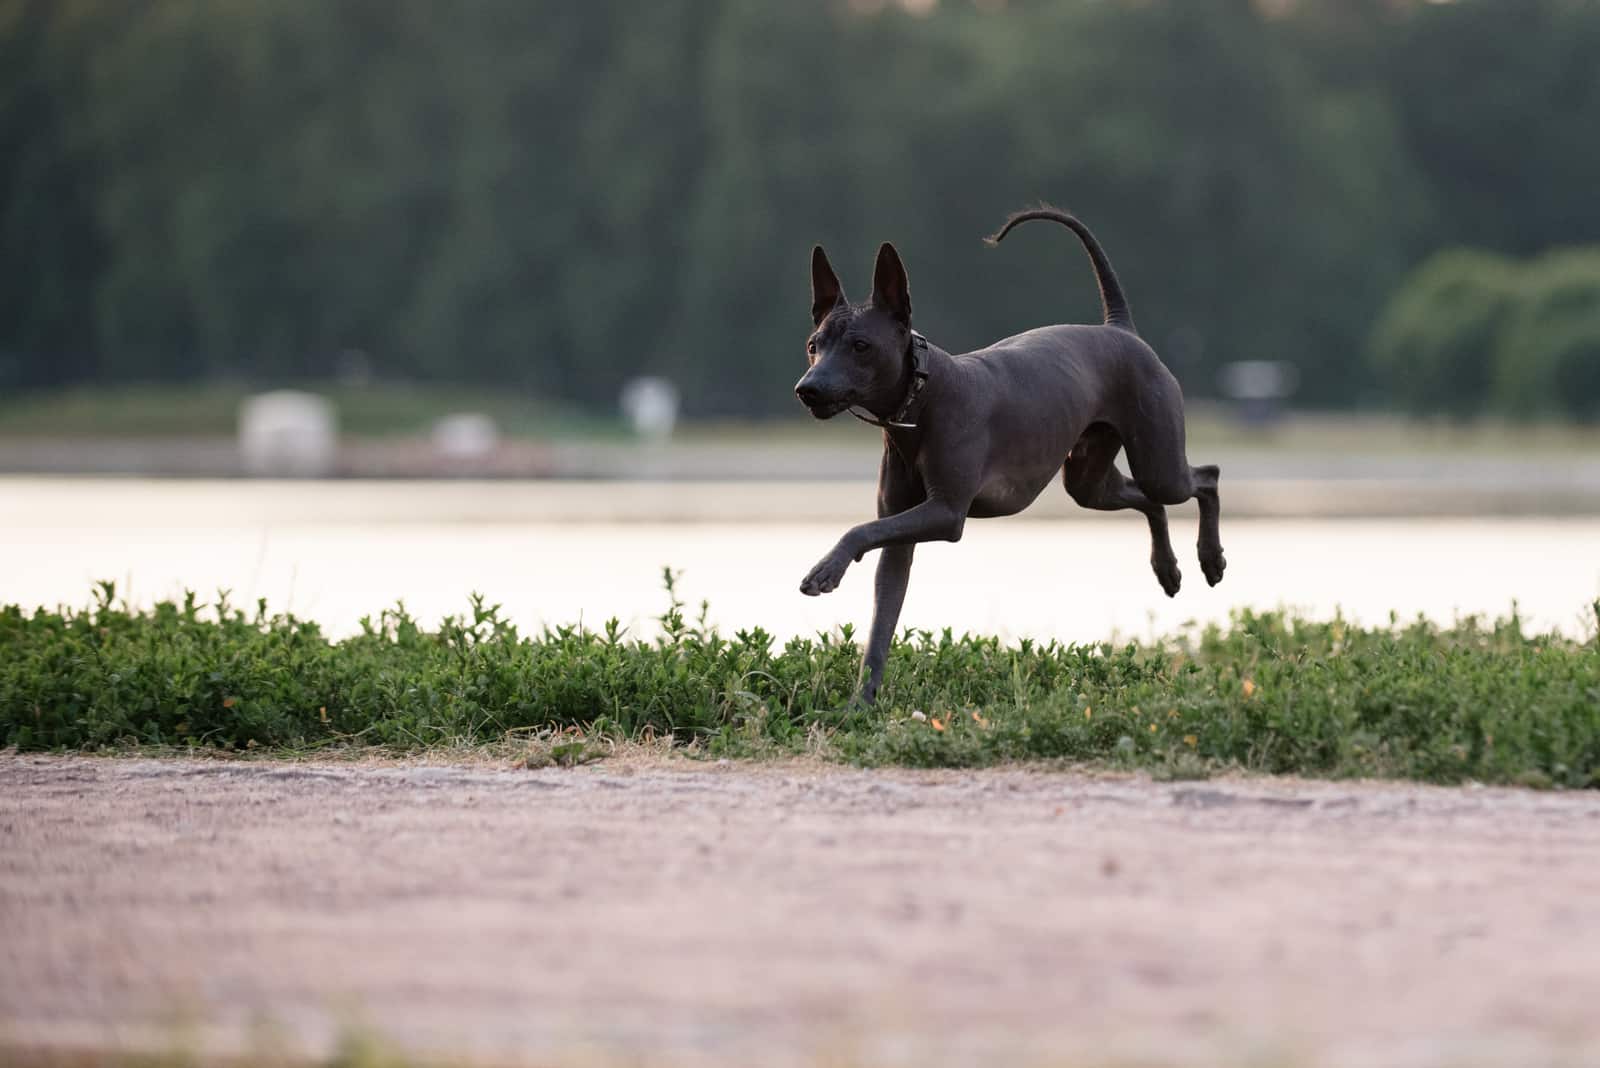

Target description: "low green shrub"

left=1369, top=245, right=1600, bottom=422
left=3, top=578, right=1598, bottom=787
left=1494, top=249, right=1600, bottom=422
left=1368, top=248, right=1522, bottom=420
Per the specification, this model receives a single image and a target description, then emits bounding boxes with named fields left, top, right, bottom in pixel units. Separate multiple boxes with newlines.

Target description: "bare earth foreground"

left=3, top=755, right=1599, bottom=1068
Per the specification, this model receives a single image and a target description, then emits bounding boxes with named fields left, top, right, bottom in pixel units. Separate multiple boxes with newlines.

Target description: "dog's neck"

left=850, top=330, right=932, bottom=430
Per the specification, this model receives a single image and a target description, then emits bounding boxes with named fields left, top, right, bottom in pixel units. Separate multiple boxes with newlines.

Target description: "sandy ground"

left=3, top=755, right=1600, bottom=1067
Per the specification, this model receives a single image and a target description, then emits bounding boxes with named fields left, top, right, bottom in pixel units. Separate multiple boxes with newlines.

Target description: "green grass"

left=8, top=381, right=1600, bottom=456
left=0, top=382, right=624, bottom=439
left=4, top=575, right=1599, bottom=788
left=1180, top=405, right=1600, bottom=456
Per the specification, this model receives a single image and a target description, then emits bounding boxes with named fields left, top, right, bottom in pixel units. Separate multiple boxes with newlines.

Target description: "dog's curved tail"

left=984, top=207, right=1135, bottom=333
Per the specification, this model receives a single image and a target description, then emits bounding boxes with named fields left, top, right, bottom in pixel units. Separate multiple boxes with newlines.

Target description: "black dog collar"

left=850, top=331, right=931, bottom=430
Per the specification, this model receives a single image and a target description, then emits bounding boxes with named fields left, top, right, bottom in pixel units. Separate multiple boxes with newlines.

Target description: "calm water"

left=5, top=478, right=1599, bottom=643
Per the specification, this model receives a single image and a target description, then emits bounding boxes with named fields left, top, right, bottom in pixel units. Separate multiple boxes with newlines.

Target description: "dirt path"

left=3, top=754, right=1599, bottom=1067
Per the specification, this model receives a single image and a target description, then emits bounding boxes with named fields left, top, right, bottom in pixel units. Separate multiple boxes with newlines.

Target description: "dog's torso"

left=896, top=323, right=1184, bottom=519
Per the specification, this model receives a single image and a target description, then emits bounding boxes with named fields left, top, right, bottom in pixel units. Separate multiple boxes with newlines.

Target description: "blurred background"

left=3, top=0, right=1599, bottom=639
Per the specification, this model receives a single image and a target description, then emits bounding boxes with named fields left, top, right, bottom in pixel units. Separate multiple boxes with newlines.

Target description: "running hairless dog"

left=794, top=208, right=1225, bottom=703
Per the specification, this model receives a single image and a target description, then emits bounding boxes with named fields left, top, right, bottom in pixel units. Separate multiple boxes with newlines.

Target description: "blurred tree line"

left=1371, top=249, right=1600, bottom=422
left=3, top=0, right=1598, bottom=417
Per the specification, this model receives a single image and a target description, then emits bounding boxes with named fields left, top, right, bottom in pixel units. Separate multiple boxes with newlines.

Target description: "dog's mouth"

left=802, top=398, right=851, bottom=420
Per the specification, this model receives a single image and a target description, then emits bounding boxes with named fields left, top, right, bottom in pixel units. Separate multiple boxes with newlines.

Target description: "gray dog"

left=794, top=207, right=1225, bottom=704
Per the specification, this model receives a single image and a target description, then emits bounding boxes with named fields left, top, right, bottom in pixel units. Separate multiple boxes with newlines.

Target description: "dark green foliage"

left=1368, top=249, right=1521, bottom=420
left=1381, top=0, right=1600, bottom=258
left=1372, top=247, right=1600, bottom=422
left=5, top=0, right=1600, bottom=414
left=5, top=581, right=1598, bottom=788
left=1495, top=251, right=1600, bottom=422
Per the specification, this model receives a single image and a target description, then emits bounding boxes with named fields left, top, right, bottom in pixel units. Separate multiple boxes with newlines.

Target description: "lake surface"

left=5, top=478, right=1599, bottom=643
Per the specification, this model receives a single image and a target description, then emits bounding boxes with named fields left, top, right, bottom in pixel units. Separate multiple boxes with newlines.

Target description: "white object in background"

left=432, top=412, right=500, bottom=462
left=1219, top=361, right=1299, bottom=402
left=1218, top=360, right=1300, bottom=427
left=237, top=390, right=337, bottom=477
left=620, top=377, right=680, bottom=440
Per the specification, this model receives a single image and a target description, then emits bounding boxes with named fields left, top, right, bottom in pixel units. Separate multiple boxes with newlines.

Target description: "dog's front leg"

left=860, top=543, right=914, bottom=703
left=799, top=499, right=965, bottom=596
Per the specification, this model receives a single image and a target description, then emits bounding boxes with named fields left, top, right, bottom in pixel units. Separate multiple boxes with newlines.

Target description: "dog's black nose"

left=795, top=382, right=823, bottom=406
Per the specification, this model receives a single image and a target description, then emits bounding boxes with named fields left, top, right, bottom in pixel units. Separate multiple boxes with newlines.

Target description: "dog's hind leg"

left=1064, top=423, right=1183, bottom=597
left=1124, top=440, right=1225, bottom=587
left=1192, top=463, right=1226, bottom=586
left=1108, top=380, right=1226, bottom=589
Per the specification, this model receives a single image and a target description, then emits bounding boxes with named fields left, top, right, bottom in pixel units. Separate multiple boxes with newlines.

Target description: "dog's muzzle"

left=794, top=377, right=849, bottom=419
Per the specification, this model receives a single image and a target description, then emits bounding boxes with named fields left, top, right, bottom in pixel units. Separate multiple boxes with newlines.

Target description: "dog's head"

left=794, top=243, right=913, bottom=420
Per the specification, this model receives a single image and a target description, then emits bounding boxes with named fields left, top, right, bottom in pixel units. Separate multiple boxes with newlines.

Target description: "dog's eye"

left=806, top=339, right=818, bottom=357
left=852, top=339, right=870, bottom=353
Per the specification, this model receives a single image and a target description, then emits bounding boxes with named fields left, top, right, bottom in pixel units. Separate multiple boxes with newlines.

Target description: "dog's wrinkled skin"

left=794, top=208, right=1225, bottom=705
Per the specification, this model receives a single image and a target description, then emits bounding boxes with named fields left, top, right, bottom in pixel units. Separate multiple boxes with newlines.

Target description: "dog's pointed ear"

left=871, top=242, right=911, bottom=326
left=811, top=246, right=845, bottom=326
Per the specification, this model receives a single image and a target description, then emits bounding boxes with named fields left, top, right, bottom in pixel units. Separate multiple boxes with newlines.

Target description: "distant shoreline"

left=4, top=438, right=1600, bottom=517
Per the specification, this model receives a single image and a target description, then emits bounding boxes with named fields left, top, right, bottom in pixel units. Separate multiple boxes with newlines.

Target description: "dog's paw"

left=799, top=552, right=851, bottom=596
left=1200, top=543, right=1226, bottom=586
left=1153, top=553, right=1182, bottom=598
